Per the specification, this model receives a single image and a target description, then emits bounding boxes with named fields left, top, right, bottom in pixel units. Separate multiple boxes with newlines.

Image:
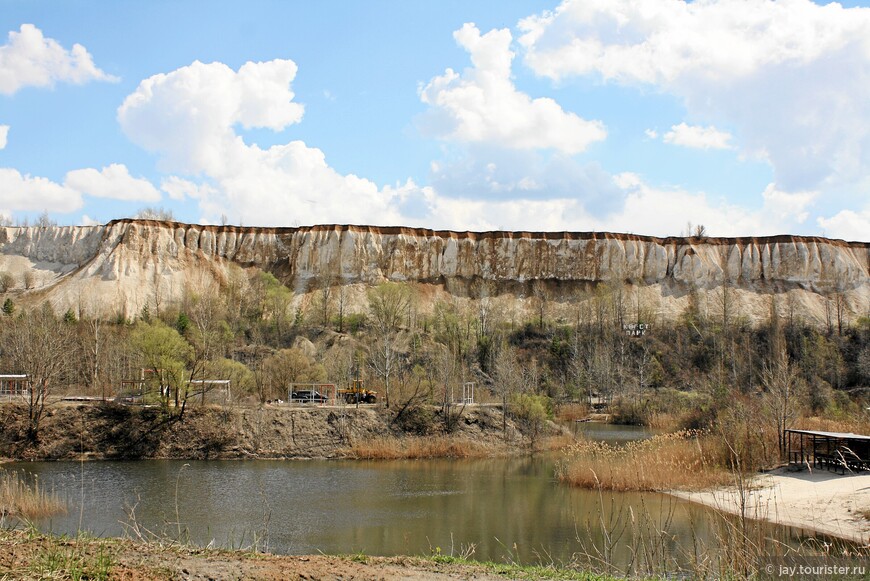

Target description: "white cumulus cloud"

left=0, top=125, right=8, bottom=149
left=397, top=170, right=815, bottom=237
left=419, top=23, right=606, bottom=154
left=118, top=60, right=405, bottom=226
left=662, top=123, right=733, bottom=150
left=817, top=208, right=870, bottom=242
left=0, top=24, right=117, bottom=95
left=0, top=168, right=82, bottom=212
left=596, top=178, right=817, bottom=237
left=160, top=176, right=218, bottom=202
left=518, top=0, right=870, bottom=193
left=64, top=163, right=161, bottom=202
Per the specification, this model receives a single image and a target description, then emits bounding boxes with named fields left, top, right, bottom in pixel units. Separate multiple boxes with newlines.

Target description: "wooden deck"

left=786, top=429, right=870, bottom=474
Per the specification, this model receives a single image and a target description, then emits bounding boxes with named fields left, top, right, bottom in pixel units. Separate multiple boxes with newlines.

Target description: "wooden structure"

left=461, top=382, right=475, bottom=405
left=0, top=374, right=29, bottom=397
left=785, top=429, right=870, bottom=473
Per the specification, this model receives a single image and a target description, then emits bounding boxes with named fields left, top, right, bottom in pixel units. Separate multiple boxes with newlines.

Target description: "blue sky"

left=1, top=0, right=869, bottom=240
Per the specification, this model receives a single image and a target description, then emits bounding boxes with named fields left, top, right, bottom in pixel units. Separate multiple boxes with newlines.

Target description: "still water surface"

left=14, top=424, right=813, bottom=566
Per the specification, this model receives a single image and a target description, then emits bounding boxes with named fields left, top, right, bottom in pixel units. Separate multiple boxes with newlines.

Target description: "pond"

left=11, top=425, right=828, bottom=570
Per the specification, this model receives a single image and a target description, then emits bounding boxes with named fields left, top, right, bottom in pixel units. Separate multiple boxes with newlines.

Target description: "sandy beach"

left=671, top=467, right=870, bottom=545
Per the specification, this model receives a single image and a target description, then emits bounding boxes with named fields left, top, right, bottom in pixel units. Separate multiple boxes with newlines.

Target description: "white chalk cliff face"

left=0, top=219, right=867, bottom=324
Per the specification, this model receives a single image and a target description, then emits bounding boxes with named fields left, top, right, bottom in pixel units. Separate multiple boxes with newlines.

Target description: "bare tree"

left=312, top=275, right=335, bottom=327
left=368, top=332, right=402, bottom=408
left=336, top=284, right=349, bottom=333
left=493, top=343, right=524, bottom=434
left=833, top=274, right=847, bottom=336
left=762, top=345, right=802, bottom=458
left=366, top=283, right=412, bottom=407
left=136, top=207, right=175, bottom=221
left=1, top=305, right=75, bottom=440
left=530, top=280, right=548, bottom=329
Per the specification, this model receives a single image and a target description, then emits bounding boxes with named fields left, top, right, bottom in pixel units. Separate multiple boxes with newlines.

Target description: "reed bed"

left=554, top=403, right=590, bottom=422
left=795, top=416, right=870, bottom=435
left=0, top=468, right=66, bottom=520
left=345, top=436, right=495, bottom=459
left=557, top=430, right=732, bottom=491
left=645, top=411, right=684, bottom=431
left=540, top=433, right=576, bottom=451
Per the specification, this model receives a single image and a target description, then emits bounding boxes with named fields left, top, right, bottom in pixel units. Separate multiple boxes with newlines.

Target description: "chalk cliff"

left=0, top=219, right=867, bottom=324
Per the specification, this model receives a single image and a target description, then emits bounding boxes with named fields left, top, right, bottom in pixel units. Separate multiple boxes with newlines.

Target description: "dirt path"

left=670, top=467, right=870, bottom=544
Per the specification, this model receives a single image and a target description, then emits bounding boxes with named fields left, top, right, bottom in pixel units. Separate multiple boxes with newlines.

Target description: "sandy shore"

left=671, top=467, right=870, bottom=544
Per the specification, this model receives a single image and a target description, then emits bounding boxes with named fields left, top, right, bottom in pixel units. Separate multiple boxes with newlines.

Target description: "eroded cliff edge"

left=0, top=219, right=867, bottom=324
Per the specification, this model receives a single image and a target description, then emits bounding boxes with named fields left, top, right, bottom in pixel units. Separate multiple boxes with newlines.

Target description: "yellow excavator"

left=337, top=379, right=377, bottom=404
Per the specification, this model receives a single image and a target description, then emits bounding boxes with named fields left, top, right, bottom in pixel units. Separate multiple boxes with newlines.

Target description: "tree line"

left=0, top=266, right=868, bottom=449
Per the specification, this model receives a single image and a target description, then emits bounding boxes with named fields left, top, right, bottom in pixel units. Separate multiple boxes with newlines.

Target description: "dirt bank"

left=0, top=403, right=552, bottom=461
left=0, top=529, right=606, bottom=581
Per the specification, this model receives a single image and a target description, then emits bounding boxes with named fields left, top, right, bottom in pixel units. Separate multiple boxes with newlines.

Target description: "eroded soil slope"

left=0, top=403, right=531, bottom=461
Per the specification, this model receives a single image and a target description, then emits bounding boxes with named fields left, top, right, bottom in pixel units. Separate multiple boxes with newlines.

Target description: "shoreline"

left=0, top=403, right=560, bottom=462
left=0, top=529, right=609, bottom=580
left=669, top=467, right=870, bottom=545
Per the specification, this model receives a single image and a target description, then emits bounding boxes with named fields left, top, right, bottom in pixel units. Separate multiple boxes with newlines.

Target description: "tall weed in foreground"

left=0, top=468, right=66, bottom=520
left=556, top=430, right=732, bottom=492
left=569, top=486, right=867, bottom=580
left=32, top=532, right=114, bottom=581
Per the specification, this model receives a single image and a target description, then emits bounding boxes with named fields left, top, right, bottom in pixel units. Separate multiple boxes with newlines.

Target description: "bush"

left=0, top=271, right=14, bottom=293
left=508, top=393, right=551, bottom=440
left=394, top=405, right=436, bottom=435
left=609, top=397, right=649, bottom=425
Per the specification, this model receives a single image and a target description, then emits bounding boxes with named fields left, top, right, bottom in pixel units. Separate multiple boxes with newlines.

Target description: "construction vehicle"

left=337, top=379, right=377, bottom=404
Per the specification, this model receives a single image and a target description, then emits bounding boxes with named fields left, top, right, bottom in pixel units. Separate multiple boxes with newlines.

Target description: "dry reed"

left=345, top=436, right=495, bottom=459
left=557, top=430, right=732, bottom=492
left=796, top=416, right=870, bottom=435
left=554, top=403, right=590, bottom=422
left=540, top=433, right=575, bottom=451
left=645, top=411, right=683, bottom=431
left=0, top=468, right=66, bottom=519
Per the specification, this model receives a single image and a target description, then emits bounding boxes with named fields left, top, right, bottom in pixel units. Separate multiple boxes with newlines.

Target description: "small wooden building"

left=785, top=429, right=870, bottom=473
left=0, top=374, right=30, bottom=397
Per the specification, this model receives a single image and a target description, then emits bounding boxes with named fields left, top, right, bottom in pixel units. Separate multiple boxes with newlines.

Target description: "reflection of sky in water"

left=12, top=432, right=835, bottom=569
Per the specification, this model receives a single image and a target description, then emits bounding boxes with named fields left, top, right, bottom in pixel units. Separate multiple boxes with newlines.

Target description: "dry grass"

left=0, top=468, right=66, bottom=519
left=646, top=412, right=683, bottom=431
left=795, top=416, right=870, bottom=435
left=540, top=433, right=576, bottom=451
left=557, top=430, right=732, bottom=492
left=555, top=403, right=590, bottom=421
left=344, top=436, right=496, bottom=459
